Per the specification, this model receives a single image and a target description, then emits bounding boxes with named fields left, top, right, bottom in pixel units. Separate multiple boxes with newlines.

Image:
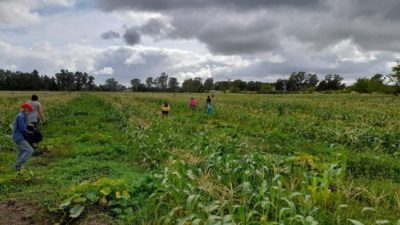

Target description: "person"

left=12, top=103, right=35, bottom=171
left=28, top=94, right=45, bottom=128
left=189, top=97, right=198, bottom=110
left=206, top=96, right=212, bottom=105
left=207, top=102, right=213, bottom=115
left=161, top=102, right=170, bottom=117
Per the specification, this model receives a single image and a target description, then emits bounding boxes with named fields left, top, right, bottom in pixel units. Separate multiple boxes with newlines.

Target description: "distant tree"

left=391, top=62, right=400, bottom=94
left=317, top=74, right=345, bottom=91
left=286, top=72, right=319, bottom=91
left=214, top=81, right=230, bottom=92
left=81, top=72, right=89, bottom=90
left=130, top=78, right=141, bottom=92
left=230, top=79, right=247, bottom=92
left=275, top=79, right=288, bottom=91
left=247, top=81, right=263, bottom=92
left=145, top=77, right=154, bottom=89
left=203, top=78, right=214, bottom=91
left=158, top=72, right=169, bottom=90
left=168, top=77, right=179, bottom=92
left=102, top=78, right=119, bottom=91
left=371, top=74, right=385, bottom=83
left=350, top=74, right=393, bottom=94
left=74, top=71, right=84, bottom=91
left=259, top=83, right=273, bottom=94
left=87, top=76, right=96, bottom=91
left=182, top=77, right=203, bottom=92
left=392, top=63, right=400, bottom=84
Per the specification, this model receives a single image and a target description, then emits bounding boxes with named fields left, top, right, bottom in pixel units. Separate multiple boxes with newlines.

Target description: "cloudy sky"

left=1, top=0, right=399, bottom=85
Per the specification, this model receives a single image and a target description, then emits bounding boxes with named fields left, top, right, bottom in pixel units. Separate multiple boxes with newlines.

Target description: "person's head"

left=31, top=94, right=39, bottom=101
left=190, top=97, right=194, bottom=100
left=21, top=103, right=33, bottom=115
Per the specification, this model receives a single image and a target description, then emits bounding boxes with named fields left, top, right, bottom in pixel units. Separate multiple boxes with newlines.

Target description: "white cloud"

left=0, top=0, right=40, bottom=25
left=0, top=0, right=75, bottom=25
left=95, top=67, right=114, bottom=75
left=329, top=39, right=376, bottom=63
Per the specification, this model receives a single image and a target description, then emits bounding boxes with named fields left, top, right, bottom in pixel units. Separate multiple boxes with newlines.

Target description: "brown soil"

left=0, top=200, right=52, bottom=225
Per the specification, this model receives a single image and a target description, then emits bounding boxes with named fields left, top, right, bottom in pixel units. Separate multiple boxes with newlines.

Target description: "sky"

left=1, top=0, right=399, bottom=85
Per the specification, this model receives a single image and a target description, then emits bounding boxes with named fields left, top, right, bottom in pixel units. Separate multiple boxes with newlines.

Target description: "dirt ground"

left=0, top=200, right=112, bottom=225
left=0, top=200, right=52, bottom=225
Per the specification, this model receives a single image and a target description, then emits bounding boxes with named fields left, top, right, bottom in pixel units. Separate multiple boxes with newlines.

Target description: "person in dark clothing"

left=206, top=96, right=212, bottom=105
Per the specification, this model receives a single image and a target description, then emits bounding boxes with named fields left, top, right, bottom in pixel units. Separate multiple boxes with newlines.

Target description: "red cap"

left=21, top=103, right=33, bottom=111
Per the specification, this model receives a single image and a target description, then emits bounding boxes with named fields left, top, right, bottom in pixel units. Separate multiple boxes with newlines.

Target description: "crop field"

left=0, top=92, right=400, bottom=225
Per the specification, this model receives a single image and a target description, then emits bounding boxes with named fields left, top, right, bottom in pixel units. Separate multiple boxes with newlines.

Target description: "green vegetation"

left=0, top=92, right=400, bottom=224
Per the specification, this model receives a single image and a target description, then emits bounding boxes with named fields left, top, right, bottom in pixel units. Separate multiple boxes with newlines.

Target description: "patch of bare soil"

left=0, top=200, right=52, bottom=225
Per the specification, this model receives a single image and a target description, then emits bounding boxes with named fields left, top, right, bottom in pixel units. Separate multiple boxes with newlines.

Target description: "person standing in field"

left=161, top=102, right=170, bottom=117
left=206, top=96, right=212, bottom=105
left=206, top=96, right=213, bottom=115
left=189, top=97, right=198, bottom=111
left=12, top=103, right=35, bottom=171
left=28, top=94, right=45, bottom=128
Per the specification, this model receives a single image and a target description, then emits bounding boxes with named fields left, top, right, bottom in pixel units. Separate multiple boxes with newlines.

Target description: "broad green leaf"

left=100, top=187, right=111, bottom=196
left=69, top=205, right=85, bottom=218
left=59, top=198, right=72, bottom=209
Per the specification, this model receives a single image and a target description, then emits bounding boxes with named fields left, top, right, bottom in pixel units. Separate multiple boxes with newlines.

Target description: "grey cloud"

left=96, top=0, right=323, bottom=12
left=123, top=27, right=141, bottom=45
left=101, top=30, right=120, bottom=39
left=138, top=9, right=280, bottom=54
left=97, top=0, right=400, bottom=55
left=139, top=18, right=173, bottom=39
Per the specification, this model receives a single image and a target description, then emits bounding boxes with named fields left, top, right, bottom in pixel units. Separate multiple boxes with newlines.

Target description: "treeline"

left=1, top=64, right=399, bottom=94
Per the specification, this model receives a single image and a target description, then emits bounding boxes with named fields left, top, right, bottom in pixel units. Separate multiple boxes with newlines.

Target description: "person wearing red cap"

left=12, top=103, right=35, bottom=171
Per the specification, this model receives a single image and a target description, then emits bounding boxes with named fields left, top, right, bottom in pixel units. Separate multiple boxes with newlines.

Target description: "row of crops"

left=1, top=92, right=400, bottom=224
left=81, top=92, right=399, bottom=224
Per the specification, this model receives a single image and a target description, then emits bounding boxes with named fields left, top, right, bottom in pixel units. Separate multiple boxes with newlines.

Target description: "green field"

left=1, top=92, right=400, bottom=225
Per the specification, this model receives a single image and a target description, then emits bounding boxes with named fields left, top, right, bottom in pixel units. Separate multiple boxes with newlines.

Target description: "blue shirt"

left=12, top=112, right=29, bottom=143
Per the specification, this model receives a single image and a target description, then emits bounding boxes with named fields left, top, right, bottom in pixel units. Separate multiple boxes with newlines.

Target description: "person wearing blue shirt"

left=12, top=103, right=34, bottom=171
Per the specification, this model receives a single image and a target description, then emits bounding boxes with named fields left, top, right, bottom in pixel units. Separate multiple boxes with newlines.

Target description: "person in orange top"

left=161, top=102, right=170, bottom=117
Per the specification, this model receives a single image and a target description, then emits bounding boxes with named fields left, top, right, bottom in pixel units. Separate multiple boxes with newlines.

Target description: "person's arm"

left=17, top=116, right=29, bottom=136
left=39, top=103, right=45, bottom=123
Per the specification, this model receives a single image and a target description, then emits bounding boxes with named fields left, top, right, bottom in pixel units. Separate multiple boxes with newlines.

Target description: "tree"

left=74, top=72, right=84, bottom=91
left=168, top=77, right=179, bottom=92
left=275, top=79, right=288, bottom=91
left=87, top=76, right=96, bottom=91
left=259, top=84, right=273, bottom=94
left=203, top=78, right=214, bottom=91
left=182, top=77, right=203, bottom=92
left=146, top=77, right=154, bottom=89
left=158, top=72, right=169, bottom=90
left=130, top=78, right=141, bottom=92
left=102, top=78, right=119, bottom=91
left=214, top=81, right=230, bottom=92
left=286, top=72, right=319, bottom=91
left=317, top=74, right=345, bottom=91
left=230, top=79, right=247, bottom=92
left=392, top=63, right=400, bottom=83
left=247, top=81, right=263, bottom=92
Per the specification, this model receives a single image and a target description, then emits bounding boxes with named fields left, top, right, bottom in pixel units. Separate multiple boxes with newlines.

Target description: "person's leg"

left=14, top=140, right=34, bottom=170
